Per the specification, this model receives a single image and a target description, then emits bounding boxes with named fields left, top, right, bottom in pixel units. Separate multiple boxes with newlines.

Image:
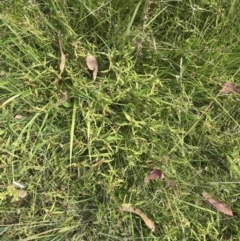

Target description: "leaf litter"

left=219, top=82, right=240, bottom=94
left=13, top=181, right=25, bottom=189
left=122, top=204, right=155, bottom=232
left=202, top=192, right=233, bottom=216
left=14, top=114, right=23, bottom=119
left=13, top=181, right=27, bottom=199
left=55, top=31, right=66, bottom=83
left=19, top=190, right=27, bottom=199
left=86, top=52, right=98, bottom=80
left=144, top=169, right=165, bottom=183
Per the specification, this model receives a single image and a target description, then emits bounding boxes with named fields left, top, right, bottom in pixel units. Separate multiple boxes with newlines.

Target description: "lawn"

left=1, top=0, right=240, bottom=240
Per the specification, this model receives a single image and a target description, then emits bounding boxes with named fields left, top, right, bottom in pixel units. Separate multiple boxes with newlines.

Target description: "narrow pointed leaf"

left=202, top=192, right=233, bottom=216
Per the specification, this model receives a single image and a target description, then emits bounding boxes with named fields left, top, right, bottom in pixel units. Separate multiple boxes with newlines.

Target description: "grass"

left=1, top=0, right=240, bottom=240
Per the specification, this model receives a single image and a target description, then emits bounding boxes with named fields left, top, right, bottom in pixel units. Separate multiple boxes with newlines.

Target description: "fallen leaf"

left=86, top=52, right=98, bottom=80
left=202, top=192, right=233, bottom=216
left=19, top=190, right=27, bottom=199
left=55, top=31, right=66, bottom=83
left=13, top=181, right=25, bottom=189
left=219, top=82, right=240, bottom=94
left=14, top=114, right=23, bottom=119
left=122, top=204, right=155, bottom=232
left=144, top=169, right=165, bottom=183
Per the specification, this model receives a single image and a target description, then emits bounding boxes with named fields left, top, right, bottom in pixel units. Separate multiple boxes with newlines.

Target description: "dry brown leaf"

left=58, top=31, right=66, bottom=76
left=122, top=205, right=155, bottom=232
left=219, top=82, right=240, bottom=94
left=14, top=114, right=23, bottom=119
left=19, top=190, right=27, bottom=199
left=144, top=169, right=165, bottom=183
left=202, top=192, right=233, bottom=216
left=13, top=181, right=25, bottom=189
left=86, top=52, right=98, bottom=80
left=55, top=31, right=66, bottom=83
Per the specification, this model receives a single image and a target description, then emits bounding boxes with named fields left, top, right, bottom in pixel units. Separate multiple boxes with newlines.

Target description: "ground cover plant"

left=1, top=0, right=240, bottom=240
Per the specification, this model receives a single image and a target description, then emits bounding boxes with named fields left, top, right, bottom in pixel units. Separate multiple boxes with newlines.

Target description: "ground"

left=1, top=0, right=240, bottom=240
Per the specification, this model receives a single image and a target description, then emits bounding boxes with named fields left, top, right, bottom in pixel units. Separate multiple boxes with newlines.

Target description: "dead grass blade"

left=86, top=52, right=98, bottom=80
left=202, top=192, right=233, bottom=216
left=122, top=204, right=155, bottom=232
left=55, top=31, right=66, bottom=83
